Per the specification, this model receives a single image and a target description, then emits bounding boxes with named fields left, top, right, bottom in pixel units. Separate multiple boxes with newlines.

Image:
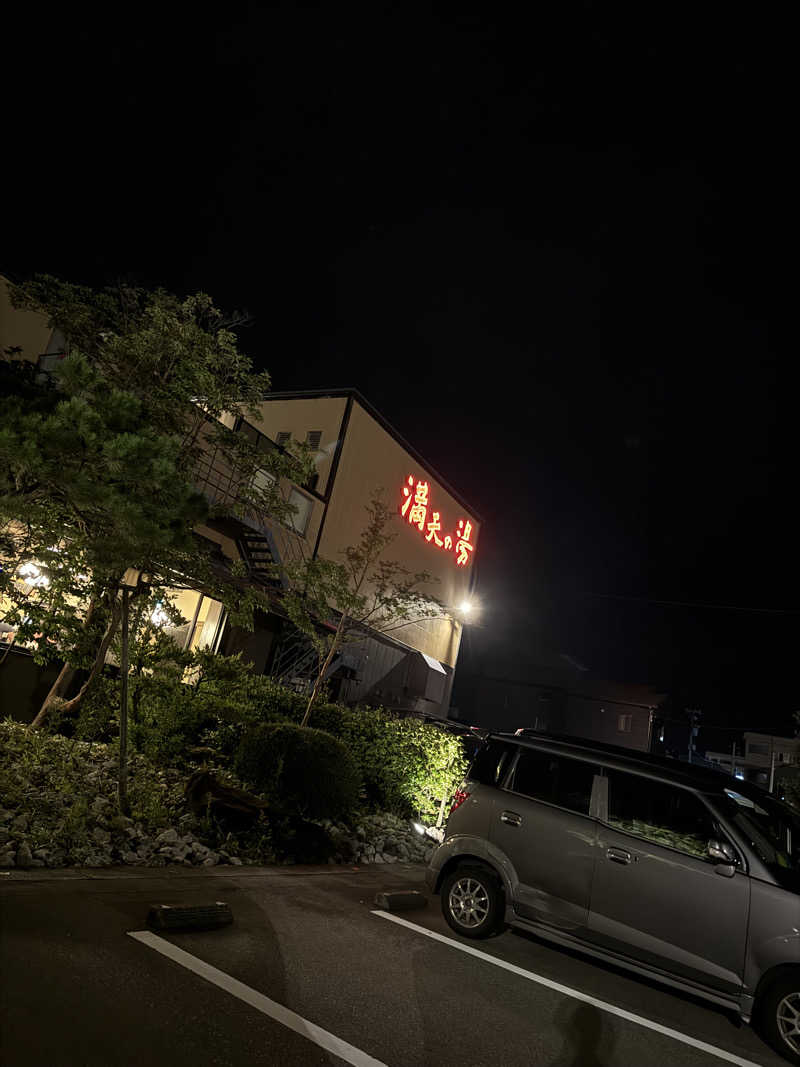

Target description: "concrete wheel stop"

left=373, top=890, right=427, bottom=912
left=147, top=902, right=233, bottom=932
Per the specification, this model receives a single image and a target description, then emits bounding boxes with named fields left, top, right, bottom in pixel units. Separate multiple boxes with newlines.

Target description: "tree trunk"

left=29, top=596, right=122, bottom=730
left=300, top=616, right=346, bottom=728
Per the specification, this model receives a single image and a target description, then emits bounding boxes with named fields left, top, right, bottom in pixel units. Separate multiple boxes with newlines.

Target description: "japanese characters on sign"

left=400, top=475, right=475, bottom=566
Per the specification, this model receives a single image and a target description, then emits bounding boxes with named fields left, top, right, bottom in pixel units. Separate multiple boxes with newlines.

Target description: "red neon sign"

left=399, top=475, right=475, bottom=566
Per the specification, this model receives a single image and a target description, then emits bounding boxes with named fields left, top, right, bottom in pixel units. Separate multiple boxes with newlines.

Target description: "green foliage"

left=306, top=703, right=468, bottom=819
left=234, top=723, right=361, bottom=820
left=0, top=275, right=313, bottom=721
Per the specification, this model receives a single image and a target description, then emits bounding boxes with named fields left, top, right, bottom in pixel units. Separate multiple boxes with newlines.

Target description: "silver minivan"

left=426, top=733, right=800, bottom=1063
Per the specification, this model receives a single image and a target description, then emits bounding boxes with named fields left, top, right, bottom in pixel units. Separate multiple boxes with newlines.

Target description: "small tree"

left=0, top=275, right=311, bottom=728
left=280, top=489, right=444, bottom=726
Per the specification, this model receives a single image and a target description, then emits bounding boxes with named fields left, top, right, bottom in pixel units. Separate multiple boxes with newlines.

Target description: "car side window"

left=606, top=771, right=717, bottom=860
left=508, top=750, right=596, bottom=816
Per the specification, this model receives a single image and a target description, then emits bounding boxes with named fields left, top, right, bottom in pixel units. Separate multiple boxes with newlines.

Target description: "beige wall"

left=0, top=276, right=53, bottom=363
left=253, top=396, right=348, bottom=495
left=317, top=399, right=480, bottom=666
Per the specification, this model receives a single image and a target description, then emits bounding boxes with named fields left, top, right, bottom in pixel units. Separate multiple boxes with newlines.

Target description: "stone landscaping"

left=0, top=722, right=441, bottom=871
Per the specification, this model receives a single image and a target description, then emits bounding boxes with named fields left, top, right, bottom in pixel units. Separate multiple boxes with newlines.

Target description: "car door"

left=587, top=769, right=750, bottom=996
left=489, top=747, right=600, bottom=932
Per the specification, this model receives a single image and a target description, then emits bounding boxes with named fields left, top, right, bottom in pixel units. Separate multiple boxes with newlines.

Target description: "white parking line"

left=372, top=912, right=764, bottom=1067
left=128, top=929, right=387, bottom=1067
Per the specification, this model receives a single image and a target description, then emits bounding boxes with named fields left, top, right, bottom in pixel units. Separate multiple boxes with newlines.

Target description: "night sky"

left=6, top=7, right=795, bottom=742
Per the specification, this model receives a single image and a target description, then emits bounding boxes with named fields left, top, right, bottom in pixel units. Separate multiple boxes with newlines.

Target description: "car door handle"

left=607, top=847, right=632, bottom=865
left=500, top=810, right=523, bottom=827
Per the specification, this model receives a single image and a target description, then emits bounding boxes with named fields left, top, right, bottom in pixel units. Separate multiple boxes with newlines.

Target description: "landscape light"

left=150, top=603, right=170, bottom=628
left=18, top=562, right=49, bottom=588
left=459, top=600, right=472, bottom=614
left=412, top=822, right=425, bottom=835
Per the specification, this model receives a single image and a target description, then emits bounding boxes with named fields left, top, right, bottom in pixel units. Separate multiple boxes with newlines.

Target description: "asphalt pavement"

left=0, top=864, right=787, bottom=1066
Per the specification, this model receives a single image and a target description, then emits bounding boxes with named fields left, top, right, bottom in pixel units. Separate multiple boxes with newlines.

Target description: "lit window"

left=287, top=488, right=313, bottom=535
left=617, top=714, right=633, bottom=733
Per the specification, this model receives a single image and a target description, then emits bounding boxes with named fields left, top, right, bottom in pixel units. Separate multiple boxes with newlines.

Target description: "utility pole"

left=769, top=748, right=776, bottom=793
left=118, top=586, right=130, bottom=815
left=686, top=708, right=702, bottom=764
left=731, top=738, right=737, bottom=778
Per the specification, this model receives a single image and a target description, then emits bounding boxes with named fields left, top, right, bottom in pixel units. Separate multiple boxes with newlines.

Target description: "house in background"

left=461, top=663, right=664, bottom=753
left=706, top=732, right=800, bottom=787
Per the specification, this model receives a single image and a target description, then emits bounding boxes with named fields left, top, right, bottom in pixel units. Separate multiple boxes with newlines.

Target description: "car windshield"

left=720, top=788, right=800, bottom=890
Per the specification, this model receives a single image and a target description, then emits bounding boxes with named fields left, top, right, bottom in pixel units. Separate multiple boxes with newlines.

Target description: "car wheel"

left=759, top=971, right=800, bottom=1064
left=441, top=865, right=505, bottom=939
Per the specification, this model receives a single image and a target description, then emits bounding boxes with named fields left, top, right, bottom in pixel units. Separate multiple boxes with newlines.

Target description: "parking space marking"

left=372, top=912, right=764, bottom=1067
left=128, top=930, right=387, bottom=1067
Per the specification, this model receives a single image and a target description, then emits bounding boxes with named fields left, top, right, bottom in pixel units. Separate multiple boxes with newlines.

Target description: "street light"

left=118, top=569, right=151, bottom=814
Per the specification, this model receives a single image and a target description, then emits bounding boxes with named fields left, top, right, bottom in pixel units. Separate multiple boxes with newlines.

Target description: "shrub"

left=307, top=704, right=468, bottom=819
left=234, top=723, right=361, bottom=820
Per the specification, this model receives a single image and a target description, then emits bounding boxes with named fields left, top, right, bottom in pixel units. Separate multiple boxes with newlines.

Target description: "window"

left=469, top=739, right=515, bottom=787
left=252, top=468, right=276, bottom=495
left=606, top=771, right=717, bottom=860
left=721, top=788, right=798, bottom=889
left=287, top=488, right=313, bottom=535
left=276, top=431, right=291, bottom=448
left=748, top=743, right=769, bottom=756
left=306, top=430, right=322, bottom=450
left=617, top=713, right=632, bottom=733
left=508, top=748, right=596, bottom=815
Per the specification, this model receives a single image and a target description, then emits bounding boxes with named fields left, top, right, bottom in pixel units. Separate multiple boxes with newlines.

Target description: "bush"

left=234, top=723, right=361, bottom=821
left=307, top=704, right=467, bottom=820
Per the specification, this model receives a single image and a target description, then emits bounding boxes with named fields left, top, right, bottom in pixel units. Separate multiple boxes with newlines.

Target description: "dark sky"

left=6, top=6, right=795, bottom=738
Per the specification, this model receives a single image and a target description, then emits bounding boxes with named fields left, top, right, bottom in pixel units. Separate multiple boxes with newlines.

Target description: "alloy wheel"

left=448, top=876, right=490, bottom=929
left=777, top=991, right=800, bottom=1056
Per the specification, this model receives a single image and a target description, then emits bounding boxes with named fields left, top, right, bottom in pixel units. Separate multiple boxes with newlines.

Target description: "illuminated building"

left=0, top=279, right=480, bottom=719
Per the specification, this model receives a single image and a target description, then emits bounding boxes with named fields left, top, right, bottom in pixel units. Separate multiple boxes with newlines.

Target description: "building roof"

left=261, top=388, right=483, bottom=522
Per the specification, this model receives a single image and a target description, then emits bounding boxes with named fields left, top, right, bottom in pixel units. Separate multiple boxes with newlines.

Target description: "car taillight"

left=450, top=788, right=470, bottom=813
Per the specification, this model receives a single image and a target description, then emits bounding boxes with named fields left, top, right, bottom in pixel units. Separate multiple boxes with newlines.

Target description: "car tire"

left=440, top=864, right=505, bottom=939
left=759, top=971, right=800, bottom=1064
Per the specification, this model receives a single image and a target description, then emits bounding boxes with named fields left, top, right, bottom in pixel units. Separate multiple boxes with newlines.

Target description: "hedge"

left=234, top=722, right=361, bottom=821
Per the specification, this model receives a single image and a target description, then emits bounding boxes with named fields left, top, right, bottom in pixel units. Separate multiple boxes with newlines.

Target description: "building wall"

left=0, top=276, right=54, bottom=363
left=561, top=697, right=652, bottom=752
left=316, top=398, right=479, bottom=667
left=253, top=395, right=349, bottom=496
left=743, top=731, right=800, bottom=768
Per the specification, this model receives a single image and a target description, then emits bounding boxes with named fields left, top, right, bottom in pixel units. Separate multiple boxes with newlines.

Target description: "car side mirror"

left=707, top=838, right=737, bottom=876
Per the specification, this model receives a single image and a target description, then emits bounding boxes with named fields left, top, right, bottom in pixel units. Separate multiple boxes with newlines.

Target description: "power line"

left=587, top=593, right=800, bottom=616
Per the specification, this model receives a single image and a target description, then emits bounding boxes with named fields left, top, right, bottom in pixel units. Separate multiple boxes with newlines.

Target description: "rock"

left=11, top=814, right=29, bottom=832
left=155, top=828, right=179, bottom=846
left=109, top=815, right=133, bottom=831
left=121, top=851, right=139, bottom=864
left=16, top=842, right=34, bottom=868
left=203, top=853, right=220, bottom=866
left=0, top=829, right=11, bottom=846
left=229, top=856, right=243, bottom=866
left=0, top=850, right=15, bottom=868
